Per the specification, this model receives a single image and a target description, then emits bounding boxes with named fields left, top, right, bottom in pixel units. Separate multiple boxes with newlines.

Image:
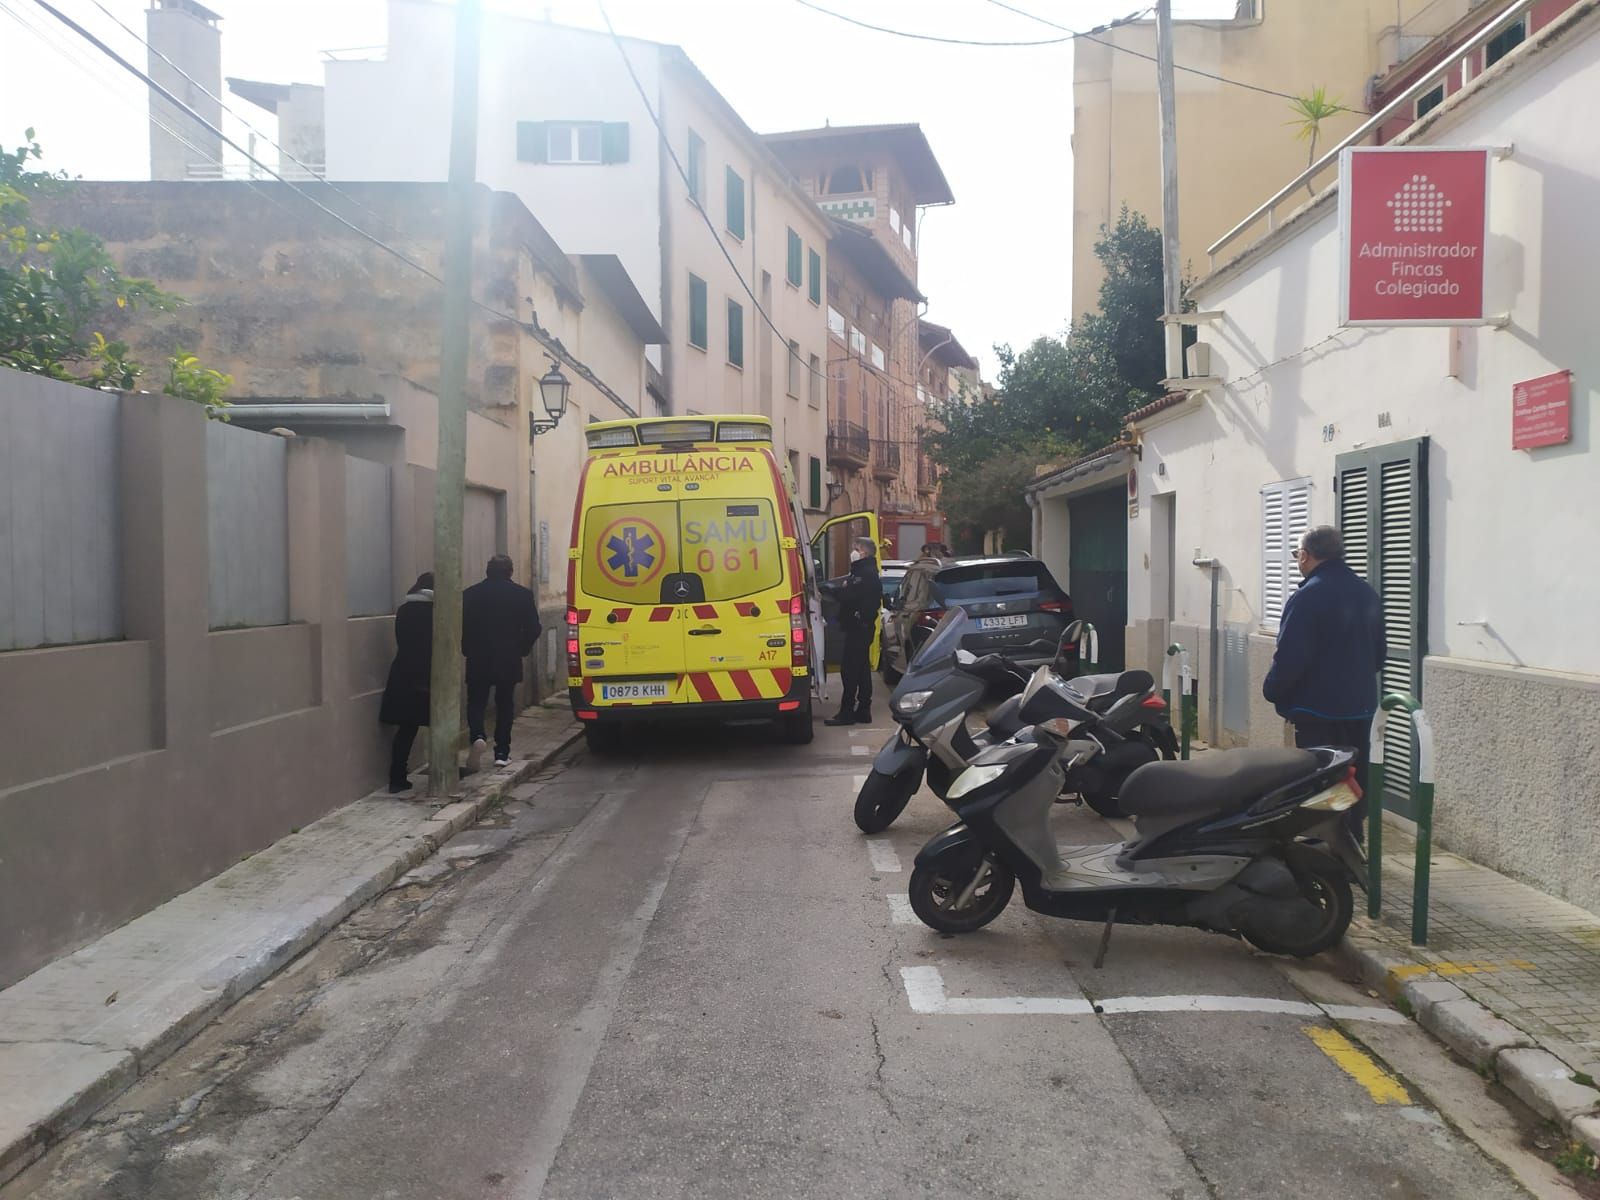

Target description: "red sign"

left=1512, top=371, right=1572, bottom=450
left=1341, top=148, right=1489, bottom=325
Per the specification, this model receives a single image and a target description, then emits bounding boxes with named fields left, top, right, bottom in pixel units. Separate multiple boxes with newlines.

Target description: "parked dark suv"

left=914, top=556, right=1075, bottom=668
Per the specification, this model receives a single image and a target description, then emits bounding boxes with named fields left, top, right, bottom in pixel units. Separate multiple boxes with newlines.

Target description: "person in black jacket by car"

left=379, top=573, right=434, bottom=794
left=1263, top=525, right=1385, bottom=834
left=462, top=555, right=541, bottom=770
left=824, top=537, right=883, bottom=726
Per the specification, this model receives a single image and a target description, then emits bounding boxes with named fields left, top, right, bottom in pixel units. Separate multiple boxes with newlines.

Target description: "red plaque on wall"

left=1511, top=371, right=1572, bottom=450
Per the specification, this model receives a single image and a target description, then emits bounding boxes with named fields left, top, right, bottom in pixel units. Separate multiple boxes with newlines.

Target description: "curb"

left=1334, top=934, right=1600, bottom=1157
left=0, top=729, right=583, bottom=1188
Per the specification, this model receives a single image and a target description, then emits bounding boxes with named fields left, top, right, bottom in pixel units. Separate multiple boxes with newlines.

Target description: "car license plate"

left=978, top=614, right=1027, bottom=630
left=600, top=681, right=670, bottom=700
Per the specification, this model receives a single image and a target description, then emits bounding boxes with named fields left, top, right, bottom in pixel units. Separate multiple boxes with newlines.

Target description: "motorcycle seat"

left=1072, top=669, right=1155, bottom=713
left=1118, top=748, right=1316, bottom=821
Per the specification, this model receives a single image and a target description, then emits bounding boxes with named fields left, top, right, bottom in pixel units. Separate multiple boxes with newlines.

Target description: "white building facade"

left=1124, top=6, right=1600, bottom=913
left=322, top=2, right=831, bottom=509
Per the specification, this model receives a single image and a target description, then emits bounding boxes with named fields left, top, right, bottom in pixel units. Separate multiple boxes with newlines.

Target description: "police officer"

left=825, top=536, right=883, bottom=726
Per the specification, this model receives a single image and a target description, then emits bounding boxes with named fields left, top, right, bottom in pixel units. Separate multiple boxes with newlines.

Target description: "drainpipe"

left=1192, top=554, right=1220, bottom=746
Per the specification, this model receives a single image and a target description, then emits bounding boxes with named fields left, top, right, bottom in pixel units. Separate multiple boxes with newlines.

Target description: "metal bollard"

left=1165, top=643, right=1194, bottom=760
left=1078, top=622, right=1099, bottom=673
left=1368, top=692, right=1436, bottom=945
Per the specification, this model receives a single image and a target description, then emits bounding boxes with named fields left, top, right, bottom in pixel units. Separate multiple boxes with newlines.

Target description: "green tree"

left=1286, top=87, right=1352, bottom=196
left=1, top=131, right=227, bottom=412
left=927, top=207, right=1170, bottom=548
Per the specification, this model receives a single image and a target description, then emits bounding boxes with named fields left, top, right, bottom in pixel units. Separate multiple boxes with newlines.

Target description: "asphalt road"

left=5, top=715, right=1570, bottom=1200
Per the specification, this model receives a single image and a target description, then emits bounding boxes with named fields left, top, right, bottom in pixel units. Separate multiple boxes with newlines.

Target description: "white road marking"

left=898, top=965, right=1404, bottom=1024
left=851, top=745, right=871, bottom=756
left=866, top=838, right=902, bottom=873
left=886, top=894, right=918, bottom=925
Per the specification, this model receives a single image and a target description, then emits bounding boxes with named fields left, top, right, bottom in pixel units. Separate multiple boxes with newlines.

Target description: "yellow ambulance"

left=565, top=414, right=877, bottom=751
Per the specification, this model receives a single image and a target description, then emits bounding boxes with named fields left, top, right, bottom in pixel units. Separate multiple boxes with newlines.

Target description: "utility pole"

left=1154, top=0, right=1184, bottom=383
left=428, top=0, right=483, bottom=796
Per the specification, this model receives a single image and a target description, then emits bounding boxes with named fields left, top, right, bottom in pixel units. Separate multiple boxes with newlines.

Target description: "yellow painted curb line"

left=1303, top=1026, right=1414, bottom=1106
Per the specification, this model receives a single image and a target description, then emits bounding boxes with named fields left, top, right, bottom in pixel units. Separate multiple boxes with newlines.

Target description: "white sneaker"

left=466, top=736, right=487, bottom=771
left=494, top=754, right=510, bottom=768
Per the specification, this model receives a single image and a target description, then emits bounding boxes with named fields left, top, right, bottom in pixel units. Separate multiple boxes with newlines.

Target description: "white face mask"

left=849, top=550, right=863, bottom=563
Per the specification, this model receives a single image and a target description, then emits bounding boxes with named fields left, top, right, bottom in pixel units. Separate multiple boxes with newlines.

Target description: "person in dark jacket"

left=462, top=555, right=541, bottom=769
left=1263, top=525, right=1385, bottom=833
left=824, top=536, right=883, bottom=726
left=379, top=573, right=435, bottom=794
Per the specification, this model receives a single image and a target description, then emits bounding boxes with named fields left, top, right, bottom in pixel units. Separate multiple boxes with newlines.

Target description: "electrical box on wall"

left=1186, top=342, right=1211, bottom=378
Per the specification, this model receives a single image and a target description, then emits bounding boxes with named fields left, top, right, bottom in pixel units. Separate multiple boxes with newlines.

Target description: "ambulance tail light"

left=789, top=595, right=809, bottom=668
left=566, top=608, right=581, bottom=677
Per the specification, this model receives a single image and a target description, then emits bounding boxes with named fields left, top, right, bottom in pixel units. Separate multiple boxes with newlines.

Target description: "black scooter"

left=908, top=717, right=1366, bottom=960
left=852, top=612, right=1174, bottom=833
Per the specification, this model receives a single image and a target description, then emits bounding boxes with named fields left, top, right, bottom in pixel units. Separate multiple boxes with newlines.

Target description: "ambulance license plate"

left=600, top=681, right=669, bottom=700
left=978, top=614, right=1027, bottom=630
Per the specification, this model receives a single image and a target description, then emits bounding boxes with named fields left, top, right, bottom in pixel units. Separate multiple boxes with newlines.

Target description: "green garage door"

left=1068, top=486, right=1128, bottom=673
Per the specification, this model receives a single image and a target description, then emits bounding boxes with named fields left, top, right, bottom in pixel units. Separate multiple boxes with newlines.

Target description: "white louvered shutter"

left=1261, top=478, right=1311, bottom=630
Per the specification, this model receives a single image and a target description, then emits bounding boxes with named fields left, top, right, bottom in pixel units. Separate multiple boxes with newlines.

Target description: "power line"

left=793, top=0, right=1080, bottom=45
left=20, top=0, right=637, bottom=417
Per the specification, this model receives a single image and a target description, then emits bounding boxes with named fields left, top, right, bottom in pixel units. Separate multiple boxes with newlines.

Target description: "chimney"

left=147, top=0, right=223, bottom=181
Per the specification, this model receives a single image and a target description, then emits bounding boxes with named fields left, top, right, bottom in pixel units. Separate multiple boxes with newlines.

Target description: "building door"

left=1335, top=437, right=1428, bottom=818
left=1067, top=486, right=1127, bottom=672
left=896, top=522, right=928, bottom=560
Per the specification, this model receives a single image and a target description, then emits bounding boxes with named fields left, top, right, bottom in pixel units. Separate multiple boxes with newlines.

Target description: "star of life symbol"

left=605, top=527, right=656, bottom=578
left=1387, top=174, right=1452, bottom=234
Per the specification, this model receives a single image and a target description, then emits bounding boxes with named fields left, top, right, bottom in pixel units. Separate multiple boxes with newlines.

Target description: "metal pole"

left=1154, top=0, right=1184, bottom=381
left=1410, top=706, right=1436, bottom=946
left=427, top=0, right=482, bottom=797
left=1367, top=709, right=1386, bottom=919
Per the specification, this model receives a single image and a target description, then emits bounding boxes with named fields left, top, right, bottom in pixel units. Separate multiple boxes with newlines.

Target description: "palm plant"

left=1287, top=87, right=1353, bottom=196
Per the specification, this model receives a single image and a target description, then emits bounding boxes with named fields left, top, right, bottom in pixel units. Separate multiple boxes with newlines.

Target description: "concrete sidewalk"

left=1341, top=821, right=1600, bottom=1159
left=0, top=702, right=582, bottom=1186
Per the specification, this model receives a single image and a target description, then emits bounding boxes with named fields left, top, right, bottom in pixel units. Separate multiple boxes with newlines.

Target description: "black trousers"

left=468, top=680, right=518, bottom=758
left=1292, top=716, right=1372, bottom=840
left=390, top=723, right=420, bottom=787
left=839, top=628, right=873, bottom=715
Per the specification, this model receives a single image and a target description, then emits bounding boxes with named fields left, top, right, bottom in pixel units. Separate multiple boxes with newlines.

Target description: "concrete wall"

left=1125, top=11, right=1600, bottom=912
left=0, top=379, right=407, bottom=988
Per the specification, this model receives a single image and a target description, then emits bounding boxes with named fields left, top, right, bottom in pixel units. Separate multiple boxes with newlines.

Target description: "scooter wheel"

left=853, top=768, right=919, bottom=834
left=909, top=858, right=1015, bottom=934
left=1240, top=855, right=1354, bottom=958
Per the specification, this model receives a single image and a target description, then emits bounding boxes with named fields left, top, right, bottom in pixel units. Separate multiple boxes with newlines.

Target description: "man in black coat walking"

left=1263, top=525, right=1385, bottom=835
left=824, top=536, right=883, bottom=726
left=462, top=555, right=541, bottom=769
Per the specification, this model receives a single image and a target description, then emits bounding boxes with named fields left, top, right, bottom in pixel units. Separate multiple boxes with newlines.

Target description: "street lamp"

left=530, top=360, right=571, bottom=438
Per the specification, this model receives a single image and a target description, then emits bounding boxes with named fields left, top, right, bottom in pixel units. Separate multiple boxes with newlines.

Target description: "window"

left=786, top=339, right=800, bottom=397
left=1485, top=17, right=1526, bottom=67
left=788, top=450, right=800, bottom=488
left=725, top=167, right=746, bottom=239
left=889, top=207, right=901, bottom=234
left=827, top=306, right=845, bottom=337
left=825, top=165, right=866, bottom=194
left=786, top=229, right=803, bottom=287
left=1415, top=84, right=1445, bottom=119
left=687, top=129, right=706, bottom=202
left=808, top=354, right=821, bottom=408
left=849, top=326, right=865, bottom=356
left=516, top=121, right=628, bottom=164
left=902, top=222, right=914, bottom=252
left=808, top=248, right=822, bottom=305
left=1260, top=477, right=1311, bottom=629
left=932, top=561, right=1063, bottom=604
left=688, top=273, right=708, bottom=350
left=870, top=342, right=886, bottom=371
left=808, top=456, right=823, bottom=509
left=727, top=298, right=744, bottom=367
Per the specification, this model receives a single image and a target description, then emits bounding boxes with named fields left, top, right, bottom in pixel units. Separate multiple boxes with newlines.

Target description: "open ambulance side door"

left=808, top=511, right=883, bottom=671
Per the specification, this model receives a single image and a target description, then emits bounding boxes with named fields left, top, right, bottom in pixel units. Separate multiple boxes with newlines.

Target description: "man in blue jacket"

left=1263, top=526, right=1385, bottom=833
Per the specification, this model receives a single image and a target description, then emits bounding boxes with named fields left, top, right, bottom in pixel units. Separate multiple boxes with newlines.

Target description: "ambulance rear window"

left=578, top=499, right=784, bottom=604
left=681, top=498, right=783, bottom=600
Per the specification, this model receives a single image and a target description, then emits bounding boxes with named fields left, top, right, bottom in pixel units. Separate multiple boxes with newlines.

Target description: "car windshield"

left=934, top=561, right=1056, bottom=602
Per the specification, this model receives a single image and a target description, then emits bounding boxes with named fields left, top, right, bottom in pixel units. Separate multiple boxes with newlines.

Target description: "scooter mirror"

left=955, top=649, right=977, bottom=665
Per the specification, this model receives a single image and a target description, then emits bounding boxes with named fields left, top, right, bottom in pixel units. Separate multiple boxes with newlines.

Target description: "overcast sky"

left=0, top=0, right=1235, bottom=377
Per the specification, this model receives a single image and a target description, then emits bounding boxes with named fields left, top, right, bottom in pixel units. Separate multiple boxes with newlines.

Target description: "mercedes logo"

left=674, top=581, right=691, bottom=597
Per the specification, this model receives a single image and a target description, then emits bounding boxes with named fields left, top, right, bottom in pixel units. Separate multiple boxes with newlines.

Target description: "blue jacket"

left=1262, top=560, right=1386, bottom=722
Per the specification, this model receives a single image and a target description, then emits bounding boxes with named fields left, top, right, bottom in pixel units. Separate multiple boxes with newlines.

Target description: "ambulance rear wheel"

left=778, top=696, right=814, bottom=745
left=583, top=722, right=623, bottom=755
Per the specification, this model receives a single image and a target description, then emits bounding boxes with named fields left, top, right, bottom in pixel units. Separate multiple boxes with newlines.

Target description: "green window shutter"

left=727, top=298, right=744, bottom=367
left=808, top=248, right=822, bottom=304
left=725, top=167, right=745, bottom=239
left=688, top=274, right=708, bottom=349
left=516, top=121, right=547, bottom=163
left=1335, top=436, right=1429, bottom=818
left=809, top=456, right=822, bottom=509
left=786, top=229, right=803, bottom=286
left=601, top=122, right=630, bottom=164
